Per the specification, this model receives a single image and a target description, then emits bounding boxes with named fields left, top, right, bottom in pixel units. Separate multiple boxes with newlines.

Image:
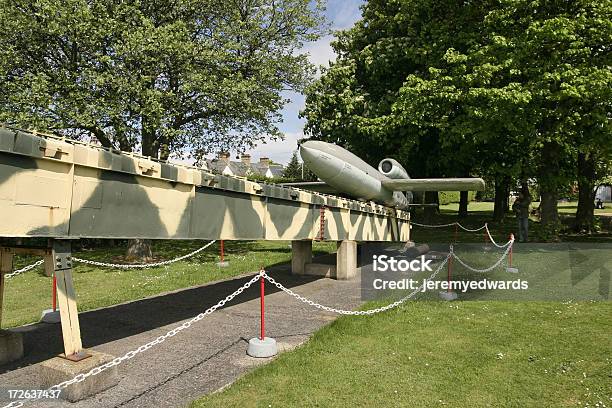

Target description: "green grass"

left=2, top=240, right=336, bottom=328
left=411, top=201, right=612, bottom=243
left=192, top=300, right=611, bottom=408
left=188, top=208, right=612, bottom=408
left=438, top=200, right=611, bottom=216
left=2, top=204, right=610, bottom=407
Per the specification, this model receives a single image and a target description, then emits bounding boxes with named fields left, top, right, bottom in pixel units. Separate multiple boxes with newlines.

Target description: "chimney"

left=241, top=154, right=251, bottom=165
left=218, top=152, right=230, bottom=163
left=259, top=157, right=270, bottom=167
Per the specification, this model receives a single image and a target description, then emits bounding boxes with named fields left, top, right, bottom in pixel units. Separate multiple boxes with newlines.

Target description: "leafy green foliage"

left=302, top=0, right=612, bottom=239
left=0, top=0, right=325, bottom=159
left=281, top=150, right=317, bottom=181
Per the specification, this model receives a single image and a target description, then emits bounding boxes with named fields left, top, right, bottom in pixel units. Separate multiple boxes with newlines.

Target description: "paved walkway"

left=0, top=263, right=363, bottom=408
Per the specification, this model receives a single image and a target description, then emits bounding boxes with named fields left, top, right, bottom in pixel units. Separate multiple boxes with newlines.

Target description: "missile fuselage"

left=299, top=141, right=410, bottom=209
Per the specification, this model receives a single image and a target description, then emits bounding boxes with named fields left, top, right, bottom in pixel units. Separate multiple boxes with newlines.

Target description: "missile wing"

left=381, top=178, right=485, bottom=192
left=287, top=140, right=486, bottom=209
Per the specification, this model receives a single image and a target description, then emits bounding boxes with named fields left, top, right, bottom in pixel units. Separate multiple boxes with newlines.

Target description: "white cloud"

left=249, top=131, right=304, bottom=165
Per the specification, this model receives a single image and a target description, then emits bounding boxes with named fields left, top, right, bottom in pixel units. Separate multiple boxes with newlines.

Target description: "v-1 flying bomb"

left=286, top=140, right=484, bottom=210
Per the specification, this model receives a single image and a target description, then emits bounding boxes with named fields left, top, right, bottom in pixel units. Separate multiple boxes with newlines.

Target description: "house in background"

left=596, top=184, right=611, bottom=202
left=206, top=153, right=284, bottom=179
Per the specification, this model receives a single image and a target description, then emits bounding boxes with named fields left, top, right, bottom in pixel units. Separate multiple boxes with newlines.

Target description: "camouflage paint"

left=0, top=127, right=411, bottom=242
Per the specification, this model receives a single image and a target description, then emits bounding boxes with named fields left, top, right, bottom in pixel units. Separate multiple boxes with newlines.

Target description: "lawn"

left=192, top=242, right=612, bottom=408
left=188, top=204, right=611, bottom=408
left=411, top=200, right=612, bottom=243
left=2, top=240, right=336, bottom=328
left=2, top=202, right=611, bottom=407
left=192, top=300, right=611, bottom=408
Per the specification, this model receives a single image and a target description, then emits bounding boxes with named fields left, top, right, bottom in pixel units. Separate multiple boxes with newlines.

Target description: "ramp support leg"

left=52, top=240, right=87, bottom=360
left=291, top=241, right=312, bottom=275
left=336, top=240, right=357, bottom=280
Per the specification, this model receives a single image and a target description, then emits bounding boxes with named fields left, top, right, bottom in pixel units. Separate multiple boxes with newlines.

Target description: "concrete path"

left=0, top=263, right=363, bottom=408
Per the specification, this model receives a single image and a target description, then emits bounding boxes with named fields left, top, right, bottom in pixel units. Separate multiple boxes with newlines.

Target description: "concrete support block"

left=0, top=330, right=24, bottom=366
left=39, top=349, right=119, bottom=402
left=291, top=241, right=312, bottom=275
left=336, top=240, right=357, bottom=280
left=304, top=263, right=335, bottom=278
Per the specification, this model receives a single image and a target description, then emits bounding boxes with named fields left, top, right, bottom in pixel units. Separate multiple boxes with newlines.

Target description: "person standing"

left=512, top=192, right=531, bottom=242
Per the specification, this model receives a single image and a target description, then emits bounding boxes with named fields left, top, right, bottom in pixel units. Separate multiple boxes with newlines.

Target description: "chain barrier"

left=1, top=272, right=261, bottom=408
left=484, top=224, right=512, bottom=249
left=410, top=221, right=487, bottom=232
left=451, top=238, right=514, bottom=273
left=3, top=260, right=45, bottom=279
left=262, top=255, right=450, bottom=316
left=72, top=241, right=216, bottom=269
left=4, top=241, right=217, bottom=280
left=1, top=235, right=516, bottom=408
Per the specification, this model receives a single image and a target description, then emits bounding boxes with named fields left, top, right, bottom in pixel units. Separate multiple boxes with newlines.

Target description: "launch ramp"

left=0, top=127, right=410, bottom=368
left=0, top=127, right=409, bottom=242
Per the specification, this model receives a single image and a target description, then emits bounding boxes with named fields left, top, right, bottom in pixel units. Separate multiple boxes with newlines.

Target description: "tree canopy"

left=0, top=0, right=325, bottom=160
left=302, top=0, right=612, bottom=237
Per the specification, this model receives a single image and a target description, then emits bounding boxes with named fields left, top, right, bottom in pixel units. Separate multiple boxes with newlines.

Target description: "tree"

left=0, top=0, right=325, bottom=257
left=282, top=150, right=317, bottom=181
left=303, top=0, right=611, bottom=239
left=0, top=0, right=324, bottom=159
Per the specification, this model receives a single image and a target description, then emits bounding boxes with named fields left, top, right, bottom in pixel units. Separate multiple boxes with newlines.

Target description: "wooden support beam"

left=44, top=252, right=54, bottom=278
left=52, top=241, right=85, bottom=358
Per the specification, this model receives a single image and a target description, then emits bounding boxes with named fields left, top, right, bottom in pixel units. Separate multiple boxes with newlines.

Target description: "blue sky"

left=244, top=0, right=364, bottom=165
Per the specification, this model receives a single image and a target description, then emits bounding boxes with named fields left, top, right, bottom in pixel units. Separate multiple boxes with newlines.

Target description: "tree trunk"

left=458, top=191, right=469, bottom=218
left=126, top=239, right=153, bottom=262
left=423, top=191, right=439, bottom=222
left=575, top=152, right=597, bottom=233
left=538, top=142, right=561, bottom=240
left=493, top=176, right=509, bottom=221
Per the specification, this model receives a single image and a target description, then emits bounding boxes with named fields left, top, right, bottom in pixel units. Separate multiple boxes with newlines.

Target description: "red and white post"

left=41, top=272, right=61, bottom=323
left=216, top=240, right=229, bottom=267
left=439, top=245, right=458, bottom=301
left=506, top=233, right=519, bottom=273
left=247, top=269, right=278, bottom=358
left=260, top=272, right=265, bottom=340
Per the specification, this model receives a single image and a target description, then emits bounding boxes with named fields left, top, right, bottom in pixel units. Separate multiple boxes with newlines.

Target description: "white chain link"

left=451, top=238, right=514, bottom=273
left=4, top=259, right=44, bottom=279
left=72, top=240, right=216, bottom=269
left=484, top=224, right=512, bottom=248
left=4, top=241, right=217, bottom=281
left=410, top=221, right=487, bottom=232
left=1, top=272, right=260, bottom=408
left=261, top=256, right=450, bottom=316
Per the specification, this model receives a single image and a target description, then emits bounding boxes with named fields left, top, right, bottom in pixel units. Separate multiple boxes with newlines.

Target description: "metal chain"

left=451, top=239, right=514, bottom=273
left=1, top=272, right=261, bottom=408
left=484, top=224, right=512, bottom=248
left=5, top=241, right=217, bottom=280
left=262, top=255, right=450, bottom=316
left=4, top=260, right=45, bottom=279
left=410, top=221, right=487, bottom=232
left=72, top=240, right=217, bottom=269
